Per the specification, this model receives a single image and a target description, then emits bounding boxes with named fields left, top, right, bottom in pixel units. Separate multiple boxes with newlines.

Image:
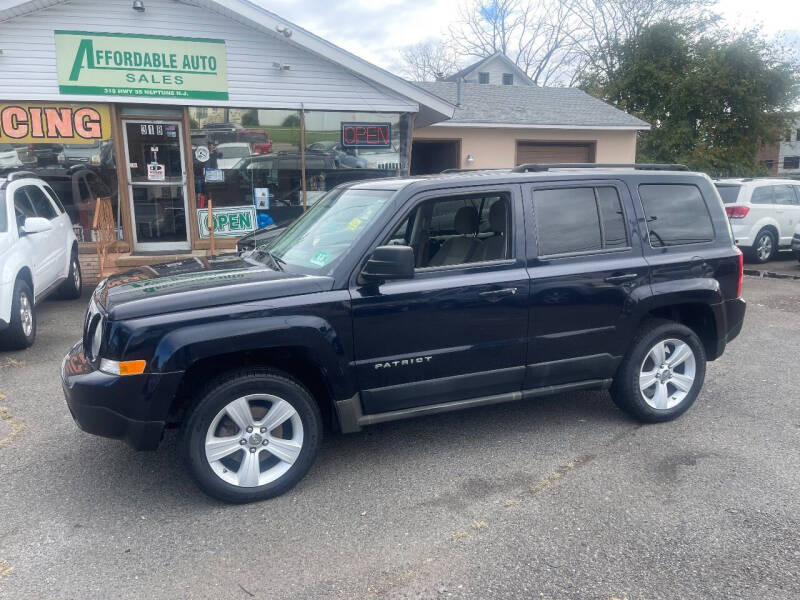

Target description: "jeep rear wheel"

left=182, top=368, right=322, bottom=503
left=610, top=319, right=706, bottom=423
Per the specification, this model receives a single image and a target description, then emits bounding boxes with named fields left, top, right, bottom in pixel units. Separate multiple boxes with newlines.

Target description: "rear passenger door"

left=523, top=180, right=649, bottom=388
left=350, top=186, right=530, bottom=414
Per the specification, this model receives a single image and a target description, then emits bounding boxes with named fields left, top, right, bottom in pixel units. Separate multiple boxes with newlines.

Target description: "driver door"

left=13, top=187, right=51, bottom=294
left=349, top=186, right=530, bottom=415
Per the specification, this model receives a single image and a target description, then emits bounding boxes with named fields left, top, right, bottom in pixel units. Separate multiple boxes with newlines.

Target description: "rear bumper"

left=724, top=297, right=746, bottom=344
left=61, top=341, right=183, bottom=450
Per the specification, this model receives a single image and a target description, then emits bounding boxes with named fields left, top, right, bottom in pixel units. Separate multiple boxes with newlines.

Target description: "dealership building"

left=0, top=0, right=455, bottom=279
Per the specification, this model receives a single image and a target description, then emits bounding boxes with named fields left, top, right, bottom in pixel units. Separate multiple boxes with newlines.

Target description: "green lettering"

left=240, top=213, right=251, bottom=229
left=69, top=38, right=95, bottom=81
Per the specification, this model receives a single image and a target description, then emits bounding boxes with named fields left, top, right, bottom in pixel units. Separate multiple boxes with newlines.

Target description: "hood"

left=95, top=254, right=334, bottom=321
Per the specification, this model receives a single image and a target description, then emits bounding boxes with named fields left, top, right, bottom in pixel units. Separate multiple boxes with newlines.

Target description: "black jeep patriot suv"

left=62, top=164, right=746, bottom=503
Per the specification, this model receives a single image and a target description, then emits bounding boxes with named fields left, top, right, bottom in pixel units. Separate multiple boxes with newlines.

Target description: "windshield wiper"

left=264, top=249, right=286, bottom=271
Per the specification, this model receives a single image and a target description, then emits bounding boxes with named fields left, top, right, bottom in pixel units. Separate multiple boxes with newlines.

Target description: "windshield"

left=258, top=187, right=394, bottom=272
left=714, top=184, right=741, bottom=204
left=0, top=190, right=6, bottom=233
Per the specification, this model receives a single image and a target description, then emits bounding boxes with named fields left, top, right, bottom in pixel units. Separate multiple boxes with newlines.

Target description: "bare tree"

left=399, top=40, right=460, bottom=81
left=566, top=0, right=715, bottom=81
left=447, top=0, right=584, bottom=86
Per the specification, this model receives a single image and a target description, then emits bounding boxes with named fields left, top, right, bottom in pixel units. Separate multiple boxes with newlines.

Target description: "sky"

left=258, top=0, right=800, bottom=73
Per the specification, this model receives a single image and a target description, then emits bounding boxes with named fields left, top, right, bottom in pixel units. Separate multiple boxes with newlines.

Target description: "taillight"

left=735, top=247, right=743, bottom=298
left=725, top=205, right=749, bottom=219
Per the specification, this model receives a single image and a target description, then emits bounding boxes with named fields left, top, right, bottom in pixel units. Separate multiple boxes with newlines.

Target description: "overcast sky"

left=258, top=0, right=800, bottom=73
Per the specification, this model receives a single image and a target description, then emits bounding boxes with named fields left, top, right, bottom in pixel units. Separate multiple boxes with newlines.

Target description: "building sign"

left=54, top=30, right=229, bottom=100
left=197, top=206, right=256, bottom=238
left=340, top=122, right=392, bottom=149
left=0, top=103, right=111, bottom=144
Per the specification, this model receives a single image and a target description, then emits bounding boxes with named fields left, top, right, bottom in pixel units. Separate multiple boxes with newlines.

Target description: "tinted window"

left=750, top=187, right=773, bottom=204
left=534, top=187, right=628, bottom=255
left=535, top=188, right=600, bottom=255
left=714, top=184, right=741, bottom=204
left=387, top=193, right=511, bottom=267
left=639, top=184, right=714, bottom=247
left=596, top=187, right=627, bottom=248
left=26, top=185, right=57, bottom=219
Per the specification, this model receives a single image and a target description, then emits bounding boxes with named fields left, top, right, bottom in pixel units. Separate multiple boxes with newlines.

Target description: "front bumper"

left=61, top=341, right=183, bottom=450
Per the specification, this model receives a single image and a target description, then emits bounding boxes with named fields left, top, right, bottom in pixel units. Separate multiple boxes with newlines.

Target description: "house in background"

left=778, top=116, right=800, bottom=177
left=411, top=60, right=650, bottom=174
left=444, top=52, right=535, bottom=87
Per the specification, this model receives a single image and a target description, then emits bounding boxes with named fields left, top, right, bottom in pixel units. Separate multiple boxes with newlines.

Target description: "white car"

left=0, top=144, right=23, bottom=169
left=214, top=142, right=252, bottom=170
left=0, top=172, right=81, bottom=349
left=715, top=178, right=800, bottom=263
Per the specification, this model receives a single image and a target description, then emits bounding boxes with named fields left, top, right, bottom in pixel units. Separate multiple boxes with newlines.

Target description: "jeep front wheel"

left=182, top=368, right=322, bottom=503
left=610, top=319, right=706, bottom=423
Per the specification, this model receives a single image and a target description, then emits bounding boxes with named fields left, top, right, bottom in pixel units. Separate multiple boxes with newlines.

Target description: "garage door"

left=516, top=142, right=593, bottom=165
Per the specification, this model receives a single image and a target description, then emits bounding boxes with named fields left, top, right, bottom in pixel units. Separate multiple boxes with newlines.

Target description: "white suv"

left=0, top=171, right=81, bottom=349
left=715, top=178, right=800, bottom=263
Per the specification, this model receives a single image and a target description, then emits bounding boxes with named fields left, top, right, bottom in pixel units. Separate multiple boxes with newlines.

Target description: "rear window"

left=639, top=184, right=714, bottom=247
left=714, top=184, right=741, bottom=204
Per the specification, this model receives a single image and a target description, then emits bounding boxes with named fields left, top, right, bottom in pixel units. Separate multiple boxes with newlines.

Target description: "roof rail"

left=439, top=168, right=508, bottom=174
left=511, top=163, right=690, bottom=173
left=6, top=171, right=40, bottom=181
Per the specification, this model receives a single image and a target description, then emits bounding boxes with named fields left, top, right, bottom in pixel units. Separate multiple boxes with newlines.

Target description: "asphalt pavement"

left=0, top=276, right=798, bottom=599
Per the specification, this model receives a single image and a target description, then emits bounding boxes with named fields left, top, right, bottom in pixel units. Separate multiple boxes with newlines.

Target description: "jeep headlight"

left=89, top=315, right=104, bottom=360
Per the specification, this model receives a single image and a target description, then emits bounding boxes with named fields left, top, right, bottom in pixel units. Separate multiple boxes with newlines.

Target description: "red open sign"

left=340, top=122, right=391, bottom=149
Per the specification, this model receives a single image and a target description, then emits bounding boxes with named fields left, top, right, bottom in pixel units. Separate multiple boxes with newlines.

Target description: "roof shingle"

left=414, top=81, right=649, bottom=129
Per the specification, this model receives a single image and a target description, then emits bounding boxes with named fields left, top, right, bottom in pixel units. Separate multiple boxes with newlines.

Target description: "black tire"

left=610, top=319, right=706, bottom=423
left=182, top=368, right=323, bottom=503
left=1, top=279, right=36, bottom=350
left=749, top=229, right=776, bottom=264
left=58, top=252, right=82, bottom=299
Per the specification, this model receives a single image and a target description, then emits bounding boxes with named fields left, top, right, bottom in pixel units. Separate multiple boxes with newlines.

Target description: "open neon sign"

left=340, top=122, right=391, bottom=149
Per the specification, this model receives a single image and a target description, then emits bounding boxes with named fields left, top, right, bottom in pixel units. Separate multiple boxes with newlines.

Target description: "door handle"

left=479, top=287, right=518, bottom=301
left=604, top=273, right=638, bottom=284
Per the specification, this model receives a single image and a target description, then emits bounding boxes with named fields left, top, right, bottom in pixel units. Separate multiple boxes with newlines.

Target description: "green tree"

left=241, top=110, right=259, bottom=127
left=583, top=22, right=799, bottom=176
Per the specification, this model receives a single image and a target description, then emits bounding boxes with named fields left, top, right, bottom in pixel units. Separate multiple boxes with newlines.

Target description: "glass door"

left=123, top=120, right=190, bottom=251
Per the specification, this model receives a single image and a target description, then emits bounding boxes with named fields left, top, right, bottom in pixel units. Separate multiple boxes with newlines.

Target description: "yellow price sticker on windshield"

left=347, top=217, right=363, bottom=231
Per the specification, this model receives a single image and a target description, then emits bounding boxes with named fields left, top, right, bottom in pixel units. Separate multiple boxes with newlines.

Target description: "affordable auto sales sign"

left=54, top=31, right=229, bottom=100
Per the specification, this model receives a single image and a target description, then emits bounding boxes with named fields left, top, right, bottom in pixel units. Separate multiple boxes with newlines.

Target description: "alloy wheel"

left=639, top=338, right=696, bottom=410
left=73, top=259, right=81, bottom=290
left=757, top=234, right=773, bottom=262
left=19, top=292, right=33, bottom=338
left=204, top=394, right=304, bottom=487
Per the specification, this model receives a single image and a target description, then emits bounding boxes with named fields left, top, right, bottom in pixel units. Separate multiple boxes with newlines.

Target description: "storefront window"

left=188, top=107, right=409, bottom=235
left=0, top=103, right=119, bottom=242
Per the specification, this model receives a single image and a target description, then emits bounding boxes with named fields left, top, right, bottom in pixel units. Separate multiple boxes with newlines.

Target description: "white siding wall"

left=777, top=118, right=800, bottom=175
left=461, top=56, right=530, bottom=87
left=0, top=0, right=418, bottom=112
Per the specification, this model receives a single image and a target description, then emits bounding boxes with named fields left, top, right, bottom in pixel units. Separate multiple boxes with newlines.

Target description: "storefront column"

left=182, top=107, right=201, bottom=250
left=110, top=103, right=133, bottom=252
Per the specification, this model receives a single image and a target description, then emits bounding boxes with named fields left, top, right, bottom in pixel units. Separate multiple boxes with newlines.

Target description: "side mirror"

left=361, top=245, right=414, bottom=283
left=21, top=216, right=53, bottom=235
